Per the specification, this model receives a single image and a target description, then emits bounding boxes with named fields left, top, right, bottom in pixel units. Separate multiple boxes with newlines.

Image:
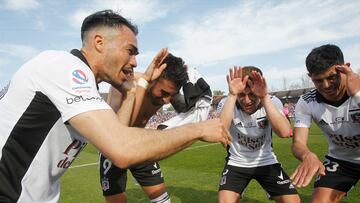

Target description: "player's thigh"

left=105, top=193, right=127, bottom=203
left=311, top=187, right=345, bottom=203
left=100, top=154, right=128, bottom=196
left=142, top=183, right=167, bottom=199
left=218, top=164, right=252, bottom=198
left=130, top=161, right=164, bottom=187
left=315, top=156, right=359, bottom=194
left=218, top=190, right=240, bottom=203
left=254, top=163, right=298, bottom=198
left=272, top=194, right=300, bottom=203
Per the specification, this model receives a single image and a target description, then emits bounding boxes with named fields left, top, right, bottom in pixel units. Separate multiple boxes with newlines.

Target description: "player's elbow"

left=275, top=128, right=291, bottom=138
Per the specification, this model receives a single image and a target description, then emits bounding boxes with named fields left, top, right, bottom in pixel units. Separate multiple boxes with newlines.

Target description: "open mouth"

left=122, top=68, right=134, bottom=79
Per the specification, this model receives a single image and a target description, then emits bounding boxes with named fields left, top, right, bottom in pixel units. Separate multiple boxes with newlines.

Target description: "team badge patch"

left=257, top=118, right=268, bottom=129
left=70, top=69, right=92, bottom=94
left=72, top=69, right=88, bottom=84
left=350, top=112, right=360, bottom=123
left=101, top=177, right=110, bottom=191
left=220, top=176, right=227, bottom=186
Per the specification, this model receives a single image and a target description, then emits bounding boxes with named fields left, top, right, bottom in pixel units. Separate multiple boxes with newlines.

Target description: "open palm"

left=227, top=66, right=248, bottom=95
left=248, top=71, right=267, bottom=98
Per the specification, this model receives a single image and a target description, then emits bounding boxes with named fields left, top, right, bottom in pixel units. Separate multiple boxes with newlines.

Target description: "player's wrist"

left=137, top=77, right=149, bottom=89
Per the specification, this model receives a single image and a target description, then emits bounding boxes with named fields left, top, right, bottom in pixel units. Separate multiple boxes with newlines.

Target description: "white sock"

left=150, top=192, right=171, bottom=203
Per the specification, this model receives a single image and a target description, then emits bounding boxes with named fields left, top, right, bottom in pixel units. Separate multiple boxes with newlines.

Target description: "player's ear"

left=94, top=34, right=105, bottom=53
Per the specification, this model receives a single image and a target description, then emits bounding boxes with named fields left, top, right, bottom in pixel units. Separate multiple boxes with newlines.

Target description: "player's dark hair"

left=160, top=54, right=188, bottom=90
left=81, top=9, right=138, bottom=42
left=242, top=66, right=263, bottom=79
left=306, top=44, right=344, bottom=75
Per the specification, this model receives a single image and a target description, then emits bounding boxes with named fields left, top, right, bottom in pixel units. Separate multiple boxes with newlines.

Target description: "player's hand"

left=226, top=66, right=249, bottom=96
left=197, top=118, right=232, bottom=147
left=248, top=71, right=268, bottom=98
left=336, top=63, right=360, bottom=96
left=143, top=48, right=169, bottom=82
left=290, top=152, right=325, bottom=187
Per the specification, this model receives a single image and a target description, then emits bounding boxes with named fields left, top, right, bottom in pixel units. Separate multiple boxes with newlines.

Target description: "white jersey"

left=162, top=67, right=212, bottom=128
left=0, top=50, right=110, bottom=202
left=294, top=89, right=360, bottom=164
left=217, top=96, right=284, bottom=168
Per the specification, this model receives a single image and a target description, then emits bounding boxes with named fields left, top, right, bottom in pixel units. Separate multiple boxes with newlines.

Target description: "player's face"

left=103, top=26, right=138, bottom=86
left=309, top=65, right=346, bottom=102
left=237, top=86, right=261, bottom=114
left=149, top=78, right=178, bottom=106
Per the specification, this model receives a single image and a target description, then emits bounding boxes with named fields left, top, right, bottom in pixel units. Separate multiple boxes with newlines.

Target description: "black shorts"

left=218, top=163, right=297, bottom=198
left=314, top=155, right=360, bottom=193
left=99, top=154, right=164, bottom=196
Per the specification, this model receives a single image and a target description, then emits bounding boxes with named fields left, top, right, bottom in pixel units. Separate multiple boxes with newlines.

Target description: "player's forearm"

left=130, top=84, right=147, bottom=126
left=116, top=92, right=136, bottom=125
left=261, top=95, right=290, bottom=137
left=220, top=94, right=237, bottom=129
left=109, top=123, right=202, bottom=168
left=291, top=140, right=313, bottom=161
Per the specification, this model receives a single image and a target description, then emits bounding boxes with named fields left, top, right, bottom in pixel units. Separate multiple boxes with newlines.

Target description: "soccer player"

left=217, top=66, right=300, bottom=203
left=291, top=44, right=360, bottom=203
left=100, top=54, right=212, bottom=203
left=0, top=10, right=231, bottom=202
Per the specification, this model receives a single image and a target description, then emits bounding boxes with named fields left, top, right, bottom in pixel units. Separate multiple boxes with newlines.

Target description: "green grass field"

left=60, top=124, right=360, bottom=202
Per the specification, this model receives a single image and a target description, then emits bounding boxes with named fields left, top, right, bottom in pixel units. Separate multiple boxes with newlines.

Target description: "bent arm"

left=261, top=95, right=290, bottom=137
left=107, top=86, right=135, bottom=126
left=69, top=109, right=202, bottom=168
left=219, top=95, right=237, bottom=129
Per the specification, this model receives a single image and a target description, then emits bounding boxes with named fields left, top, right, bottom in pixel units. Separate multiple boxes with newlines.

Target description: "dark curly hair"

left=306, top=44, right=344, bottom=75
left=160, top=53, right=188, bottom=90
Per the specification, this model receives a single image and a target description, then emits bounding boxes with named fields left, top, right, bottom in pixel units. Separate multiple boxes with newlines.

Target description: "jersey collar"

left=70, top=49, right=99, bottom=90
left=315, top=90, right=349, bottom=107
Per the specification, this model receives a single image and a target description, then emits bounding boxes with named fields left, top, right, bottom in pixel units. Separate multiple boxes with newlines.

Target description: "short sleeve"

left=216, top=97, right=227, bottom=115
left=270, top=96, right=284, bottom=115
left=34, top=51, right=111, bottom=122
left=294, top=96, right=312, bottom=128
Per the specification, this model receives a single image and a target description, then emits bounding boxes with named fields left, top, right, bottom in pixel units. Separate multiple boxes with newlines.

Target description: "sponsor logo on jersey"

left=152, top=168, right=162, bottom=175
left=278, top=170, right=284, bottom=180
left=72, top=69, right=88, bottom=84
left=66, top=95, right=104, bottom=104
left=57, top=139, right=87, bottom=169
left=236, top=121, right=243, bottom=127
left=237, top=133, right=266, bottom=151
left=289, top=183, right=295, bottom=189
left=328, top=133, right=360, bottom=149
left=277, top=179, right=291, bottom=185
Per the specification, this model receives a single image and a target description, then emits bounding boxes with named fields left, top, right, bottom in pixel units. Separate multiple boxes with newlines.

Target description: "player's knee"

left=150, top=192, right=170, bottom=203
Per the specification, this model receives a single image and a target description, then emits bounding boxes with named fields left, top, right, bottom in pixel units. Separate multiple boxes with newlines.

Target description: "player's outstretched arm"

left=290, top=127, right=325, bottom=187
left=69, top=109, right=231, bottom=168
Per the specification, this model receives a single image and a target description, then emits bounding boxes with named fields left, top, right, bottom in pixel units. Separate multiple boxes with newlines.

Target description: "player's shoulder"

left=300, top=89, right=318, bottom=103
